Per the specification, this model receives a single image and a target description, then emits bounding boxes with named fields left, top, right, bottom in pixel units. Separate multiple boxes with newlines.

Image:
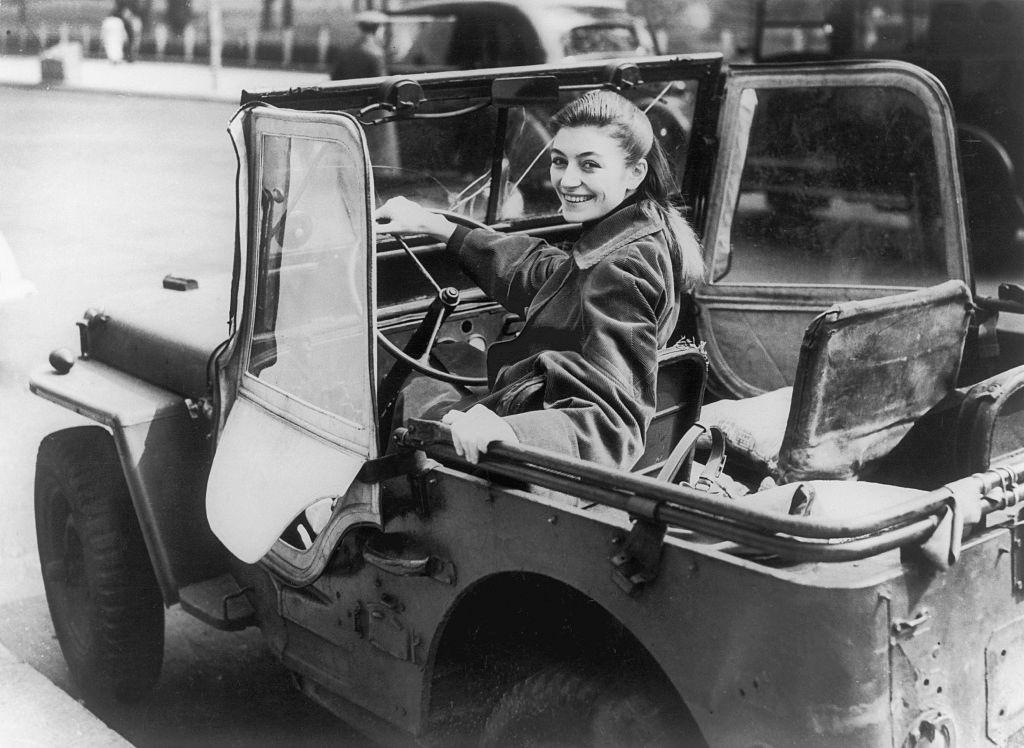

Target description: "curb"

left=0, top=54, right=328, bottom=103
left=0, top=77, right=242, bottom=104
left=0, top=642, right=132, bottom=746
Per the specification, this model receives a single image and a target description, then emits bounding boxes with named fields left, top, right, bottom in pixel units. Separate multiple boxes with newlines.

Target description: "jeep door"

left=207, top=107, right=379, bottom=584
left=696, top=62, right=970, bottom=397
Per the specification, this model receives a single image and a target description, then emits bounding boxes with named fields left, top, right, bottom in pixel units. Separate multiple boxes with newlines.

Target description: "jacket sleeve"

left=500, top=248, right=666, bottom=468
left=448, top=227, right=569, bottom=317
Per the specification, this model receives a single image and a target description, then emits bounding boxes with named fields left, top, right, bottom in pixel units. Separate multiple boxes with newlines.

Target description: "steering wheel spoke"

left=377, top=210, right=491, bottom=388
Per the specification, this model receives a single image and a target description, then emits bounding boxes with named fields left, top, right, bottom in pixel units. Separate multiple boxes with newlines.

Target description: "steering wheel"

left=376, top=210, right=490, bottom=387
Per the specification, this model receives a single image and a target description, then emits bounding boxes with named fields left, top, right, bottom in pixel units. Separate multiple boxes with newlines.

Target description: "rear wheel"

left=34, top=426, right=164, bottom=704
left=481, top=665, right=692, bottom=748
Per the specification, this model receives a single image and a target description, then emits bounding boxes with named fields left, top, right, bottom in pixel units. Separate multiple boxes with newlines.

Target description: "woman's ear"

left=627, top=158, right=649, bottom=191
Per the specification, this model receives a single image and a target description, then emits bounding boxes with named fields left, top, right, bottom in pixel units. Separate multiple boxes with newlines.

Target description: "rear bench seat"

left=700, top=280, right=974, bottom=484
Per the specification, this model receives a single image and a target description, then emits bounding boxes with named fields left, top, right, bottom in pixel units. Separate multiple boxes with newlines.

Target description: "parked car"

left=752, top=0, right=1024, bottom=268
left=30, top=51, right=1024, bottom=746
left=383, top=0, right=658, bottom=74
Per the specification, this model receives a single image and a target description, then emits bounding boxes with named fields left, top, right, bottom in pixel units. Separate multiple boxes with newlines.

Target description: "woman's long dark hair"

left=550, top=90, right=704, bottom=290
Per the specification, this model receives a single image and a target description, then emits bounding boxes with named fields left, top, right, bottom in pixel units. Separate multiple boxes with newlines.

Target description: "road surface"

left=0, top=86, right=362, bottom=745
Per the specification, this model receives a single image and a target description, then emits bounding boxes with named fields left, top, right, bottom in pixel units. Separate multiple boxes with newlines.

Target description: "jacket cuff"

left=503, top=410, right=581, bottom=460
left=446, top=225, right=472, bottom=254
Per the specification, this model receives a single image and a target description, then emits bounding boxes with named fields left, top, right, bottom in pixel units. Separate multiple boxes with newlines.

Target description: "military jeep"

left=28, top=53, right=1024, bottom=746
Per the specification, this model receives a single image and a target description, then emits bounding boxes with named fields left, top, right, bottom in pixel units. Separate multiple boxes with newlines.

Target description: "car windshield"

left=363, top=78, right=699, bottom=224
left=563, top=24, right=643, bottom=56
left=387, top=14, right=457, bottom=71
left=757, top=0, right=1023, bottom=59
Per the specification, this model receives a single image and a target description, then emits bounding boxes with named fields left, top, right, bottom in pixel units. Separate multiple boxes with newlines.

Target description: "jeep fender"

left=30, top=358, right=228, bottom=604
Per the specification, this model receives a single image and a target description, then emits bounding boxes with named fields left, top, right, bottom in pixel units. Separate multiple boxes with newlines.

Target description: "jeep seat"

left=701, top=280, right=973, bottom=483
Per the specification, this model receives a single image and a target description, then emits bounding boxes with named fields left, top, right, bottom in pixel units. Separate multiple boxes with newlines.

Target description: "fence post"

left=209, top=0, right=223, bottom=88
left=59, top=23, right=70, bottom=46
left=81, top=24, right=92, bottom=56
left=183, top=23, right=196, bottom=62
left=246, top=27, right=258, bottom=66
left=37, top=23, right=49, bottom=52
left=317, top=26, right=330, bottom=68
left=154, top=23, right=168, bottom=59
left=282, top=26, right=294, bottom=66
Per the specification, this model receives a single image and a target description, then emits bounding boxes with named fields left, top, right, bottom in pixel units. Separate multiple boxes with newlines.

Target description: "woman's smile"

left=550, top=125, right=645, bottom=222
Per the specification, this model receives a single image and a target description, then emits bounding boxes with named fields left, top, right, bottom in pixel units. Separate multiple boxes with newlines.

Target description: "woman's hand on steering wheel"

left=374, top=196, right=458, bottom=241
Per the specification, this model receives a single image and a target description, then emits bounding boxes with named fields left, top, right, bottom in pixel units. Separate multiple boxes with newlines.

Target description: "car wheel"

left=481, top=665, right=686, bottom=748
left=35, top=426, right=164, bottom=704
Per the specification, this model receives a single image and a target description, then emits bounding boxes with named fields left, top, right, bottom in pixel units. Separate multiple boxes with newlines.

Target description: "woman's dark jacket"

left=446, top=199, right=682, bottom=469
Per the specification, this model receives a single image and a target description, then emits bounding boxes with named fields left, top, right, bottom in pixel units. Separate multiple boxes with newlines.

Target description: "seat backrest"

left=777, top=280, right=973, bottom=482
left=634, top=341, right=708, bottom=474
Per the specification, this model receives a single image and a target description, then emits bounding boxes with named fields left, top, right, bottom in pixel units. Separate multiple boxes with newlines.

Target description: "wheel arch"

left=31, top=360, right=230, bottom=605
left=421, top=570, right=705, bottom=744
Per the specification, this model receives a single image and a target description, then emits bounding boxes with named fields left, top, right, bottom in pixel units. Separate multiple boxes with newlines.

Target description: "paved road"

left=0, top=596, right=359, bottom=746
left=0, top=86, right=364, bottom=744
left=0, top=87, right=237, bottom=603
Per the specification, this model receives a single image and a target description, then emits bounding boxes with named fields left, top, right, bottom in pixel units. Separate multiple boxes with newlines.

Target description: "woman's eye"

left=551, top=156, right=567, bottom=168
left=582, top=161, right=600, bottom=171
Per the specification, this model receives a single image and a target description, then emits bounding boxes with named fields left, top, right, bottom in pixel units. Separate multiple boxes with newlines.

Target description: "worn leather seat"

left=701, top=280, right=974, bottom=483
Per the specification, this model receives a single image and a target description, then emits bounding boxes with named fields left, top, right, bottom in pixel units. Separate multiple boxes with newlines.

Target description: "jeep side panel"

left=229, top=468, right=1024, bottom=746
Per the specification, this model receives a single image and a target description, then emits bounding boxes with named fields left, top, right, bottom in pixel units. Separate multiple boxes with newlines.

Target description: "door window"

left=715, top=83, right=949, bottom=287
left=247, top=132, right=373, bottom=435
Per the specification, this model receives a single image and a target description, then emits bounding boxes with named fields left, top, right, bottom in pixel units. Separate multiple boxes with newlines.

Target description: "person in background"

left=101, top=9, right=128, bottom=63
left=330, top=10, right=388, bottom=81
left=114, top=0, right=142, bottom=62
left=374, top=90, right=704, bottom=468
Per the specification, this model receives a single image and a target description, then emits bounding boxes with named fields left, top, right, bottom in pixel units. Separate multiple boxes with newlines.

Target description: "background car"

left=752, top=0, right=1024, bottom=268
left=383, top=0, right=659, bottom=73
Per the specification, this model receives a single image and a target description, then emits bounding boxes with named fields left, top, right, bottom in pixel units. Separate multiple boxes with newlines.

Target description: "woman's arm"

left=373, top=196, right=569, bottom=317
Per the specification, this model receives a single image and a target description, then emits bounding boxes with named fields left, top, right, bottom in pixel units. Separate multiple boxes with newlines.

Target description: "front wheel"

left=481, top=665, right=694, bottom=748
left=34, top=426, right=164, bottom=704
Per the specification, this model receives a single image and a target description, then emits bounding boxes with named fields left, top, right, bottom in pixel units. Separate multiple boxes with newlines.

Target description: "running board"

left=178, top=574, right=256, bottom=631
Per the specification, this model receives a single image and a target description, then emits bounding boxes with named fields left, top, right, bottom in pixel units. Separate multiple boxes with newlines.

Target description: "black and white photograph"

left=1, top=1, right=1024, bottom=745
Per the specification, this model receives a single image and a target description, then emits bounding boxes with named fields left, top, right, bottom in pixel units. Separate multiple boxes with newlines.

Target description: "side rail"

left=397, top=419, right=1024, bottom=566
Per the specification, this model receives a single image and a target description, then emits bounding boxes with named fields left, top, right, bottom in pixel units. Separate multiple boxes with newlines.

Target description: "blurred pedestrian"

left=330, top=10, right=388, bottom=80
left=101, top=10, right=128, bottom=63
left=115, top=0, right=143, bottom=62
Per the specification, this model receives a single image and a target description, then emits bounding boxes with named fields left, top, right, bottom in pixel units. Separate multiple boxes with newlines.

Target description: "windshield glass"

left=495, top=80, right=698, bottom=221
left=366, top=98, right=498, bottom=221
left=363, top=78, right=697, bottom=224
left=247, top=132, right=371, bottom=426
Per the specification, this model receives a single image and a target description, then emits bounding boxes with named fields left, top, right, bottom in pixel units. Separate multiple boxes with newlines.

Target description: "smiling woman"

left=373, top=90, right=704, bottom=469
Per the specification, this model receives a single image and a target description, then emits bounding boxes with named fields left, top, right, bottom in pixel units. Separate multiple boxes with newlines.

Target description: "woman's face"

left=550, top=125, right=647, bottom=223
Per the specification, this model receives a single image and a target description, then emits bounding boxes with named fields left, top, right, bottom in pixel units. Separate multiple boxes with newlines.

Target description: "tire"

left=481, top=665, right=693, bottom=748
left=34, top=426, right=164, bottom=704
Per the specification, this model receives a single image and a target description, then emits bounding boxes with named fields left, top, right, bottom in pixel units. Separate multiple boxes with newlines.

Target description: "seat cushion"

left=700, top=387, right=793, bottom=475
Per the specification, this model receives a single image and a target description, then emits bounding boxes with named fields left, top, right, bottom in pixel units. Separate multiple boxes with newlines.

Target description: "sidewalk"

left=0, top=641, right=131, bottom=747
left=0, top=52, right=327, bottom=102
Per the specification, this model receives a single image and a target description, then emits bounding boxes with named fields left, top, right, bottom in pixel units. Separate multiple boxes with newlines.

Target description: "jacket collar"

left=572, top=200, right=664, bottom=269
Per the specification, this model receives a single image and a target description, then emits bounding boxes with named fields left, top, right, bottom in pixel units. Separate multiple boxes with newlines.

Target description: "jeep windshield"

left=290, top=64, right=705, bottom=229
